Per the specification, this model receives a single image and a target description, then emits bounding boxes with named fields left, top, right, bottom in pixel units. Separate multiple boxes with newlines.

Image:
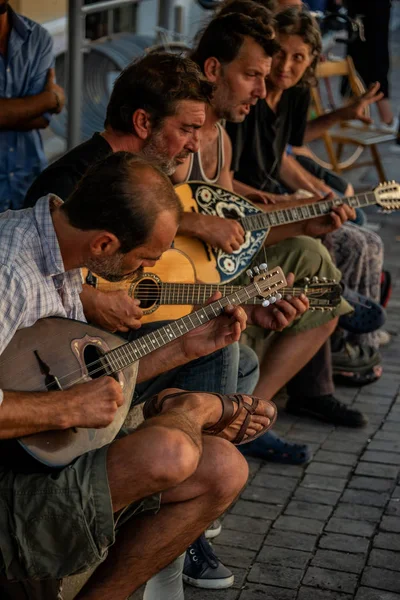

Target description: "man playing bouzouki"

left=172, top=6, right=369, bottom=443
left=0, top=153, right=284, bottom=598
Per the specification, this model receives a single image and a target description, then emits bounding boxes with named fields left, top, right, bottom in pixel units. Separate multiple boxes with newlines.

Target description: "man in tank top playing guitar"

left=172, top=7, right=369, bottom=449
left=0, top=153, right=283, bottom=599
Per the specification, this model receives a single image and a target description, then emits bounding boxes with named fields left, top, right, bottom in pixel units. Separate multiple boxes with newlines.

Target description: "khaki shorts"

left=238, top=235, right=352, bottom=336
left=0, top=442, right=160, bottom=582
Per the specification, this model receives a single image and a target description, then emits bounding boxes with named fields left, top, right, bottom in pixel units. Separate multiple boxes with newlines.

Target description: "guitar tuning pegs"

left=246, top=269, right=253, bottom=278
left=312, top=276, right=319, bottom=283
left=262, top=299, right=270, bottom=307
left=259, top=262, right=268, bottom=271
left=321, top=277, right=327, bottom=282
left=303, top=277, right=310, bottom=284
left=253, top=266, right=260, bottom=275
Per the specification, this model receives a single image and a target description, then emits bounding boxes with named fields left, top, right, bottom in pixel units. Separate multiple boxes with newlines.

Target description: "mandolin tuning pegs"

left=246, top=269, right=253, bottom=278
left=262, top=299, right=270, bottom=307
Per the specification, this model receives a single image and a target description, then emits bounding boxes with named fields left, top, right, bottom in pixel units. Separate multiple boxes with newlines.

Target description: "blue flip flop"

left=340, top=286, right=386, bottom=334
left=240, top=431, right=312, bottom=465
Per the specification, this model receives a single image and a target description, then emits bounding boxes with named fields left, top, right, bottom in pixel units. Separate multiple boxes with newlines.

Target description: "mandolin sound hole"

left=134, top=278, right=160, bottom=309
left=84, top=344, right=111, bottom=380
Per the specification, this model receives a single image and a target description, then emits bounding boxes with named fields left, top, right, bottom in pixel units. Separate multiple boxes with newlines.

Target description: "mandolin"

left=174, top=181, right=400, bottom=283
left=83, top=248, right=342, bottom=324
left=1, top=265, right=286, bottom=467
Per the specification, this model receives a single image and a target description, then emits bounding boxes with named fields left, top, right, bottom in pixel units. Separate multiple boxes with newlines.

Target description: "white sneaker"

left=204, top=519, right=222, bottom=539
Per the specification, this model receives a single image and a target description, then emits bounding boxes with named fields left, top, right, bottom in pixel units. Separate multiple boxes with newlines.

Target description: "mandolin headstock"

left=248, top=264, right=287, bottom=307
left=374, top=181, right=400, bottom=212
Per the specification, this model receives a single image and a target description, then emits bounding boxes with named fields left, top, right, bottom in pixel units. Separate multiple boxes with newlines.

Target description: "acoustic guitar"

left=174, top=181, right=400, bottom=283
left=2, top=265, right=286, bottom=467
left=83, top=248, right=342, bottom=324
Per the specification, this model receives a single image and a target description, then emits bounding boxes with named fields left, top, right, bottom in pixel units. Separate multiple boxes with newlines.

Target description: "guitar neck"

left=240, top=191, right=377, bottom=232
left=104, top=275, right=283, bottom=373
left=159, top=284, right=304, bottom=305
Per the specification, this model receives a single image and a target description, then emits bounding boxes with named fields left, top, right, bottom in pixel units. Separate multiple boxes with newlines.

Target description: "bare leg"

left=377, top=98, right=394, bottom=125
left=76, top=436, right=248, bottom=600
left=254, top=317, right=338, bottom=400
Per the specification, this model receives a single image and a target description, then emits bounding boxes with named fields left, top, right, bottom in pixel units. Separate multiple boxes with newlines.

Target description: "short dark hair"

left=105, top=52, right=214, bottom=133
left=62, top=152, right=182, bottom=253
left=191, top=12, right=279, bottom=72
left=275, top=7, right=322, bottom=86
left=216, top=0, right=277, bottom=18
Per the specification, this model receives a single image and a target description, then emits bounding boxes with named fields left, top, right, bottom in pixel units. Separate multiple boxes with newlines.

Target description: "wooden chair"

left=309, top=56, right=396, bottom=182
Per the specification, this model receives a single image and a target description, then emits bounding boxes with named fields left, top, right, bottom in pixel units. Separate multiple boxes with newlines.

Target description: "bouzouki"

left=2, top=265, right=286, bottom=468
left=83, top=248, right=342, bottom=324
left=174, top=181, right=400, bottom=283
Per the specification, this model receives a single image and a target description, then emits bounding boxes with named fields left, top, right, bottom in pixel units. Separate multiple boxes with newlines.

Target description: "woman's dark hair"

left=191, top=12, right=280, bottom=72
left=62, top=152, right=182, bottom=253
left=275, top=7, right=322, bottom=86
left=105, top=52, right=214, bottom=134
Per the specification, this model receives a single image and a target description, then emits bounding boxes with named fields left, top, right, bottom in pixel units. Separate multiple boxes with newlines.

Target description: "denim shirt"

left=0, top=8, right=54, bottom=211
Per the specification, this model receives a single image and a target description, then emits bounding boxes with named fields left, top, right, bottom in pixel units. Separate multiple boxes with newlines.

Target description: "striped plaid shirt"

left=0, top=195, right=85, bottom=355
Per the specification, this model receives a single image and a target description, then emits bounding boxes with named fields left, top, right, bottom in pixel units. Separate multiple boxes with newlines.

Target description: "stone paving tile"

left=373, top=431, right=400, bottom=443
left=341, top=489, right=390, bottom=507
left=362, top=450, right=400, bottom=466
left=257, top=546, right=311, bottom=570
left=313, top=450, right=358, bottom=466
left=215, top=529, right=264, bottom=551
left=311, top=549, right=366, bottom=574
left=306, top=462, right=354, bottom=478
left=333, top=503, right=384, bottom=522
left=211, top=545, right=257, bottom=569
left=361, top=566, right=400, bottom=594
left=247, top=563, right=303, bottom=589
left=348, top=476, right=395, bottom=492
left=251, top=472, right=300, bottom=491
left=322, top=439, right=366, bottom=453
left=301, top=474, right=348, bottom=492
left=303, top=566, right=358, bottom=594
left=235, top=492, right=288, bottom=513
left=324, top=517, right=376, bottom=537
left=380, top=515, right=400, bottom=533
left=297, top=588, right=352, bottom=600
left=355, top=462, right=399, bottom=479
left=293, top=487, right=341, bottom=506
left=238, top=585, right=296, bottom=599
left=257, top=463, right=305, bottom=477
left=352, top=403, right=390, bottom=415
left=374, top=532, right=400, bottom=552
left=273, top=515, right=324, bottom=535
left=229, top=566, right=248, bottom=589
left=355, top=589, right=400, bottom=600
left=222, top=514, right=272, bottom=535
left=385, top=499, right=400, bottom=516
left=263, top=530, right=318, bottom=552
left=284, top=500, right=333, bottom=520
left=318, top=533, right=370, bottom=553
left=369, top=548, right=400, bottom=572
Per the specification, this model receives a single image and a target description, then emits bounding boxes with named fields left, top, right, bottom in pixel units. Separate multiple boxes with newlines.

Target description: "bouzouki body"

left=174, top=182, right=268, bottom=283
left=0, top=318, right=138, bottom=467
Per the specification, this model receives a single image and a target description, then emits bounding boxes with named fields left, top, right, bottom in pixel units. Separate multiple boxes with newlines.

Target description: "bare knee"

left=146, top=426, right=201, bottom=490
left=200, top=437, right=249, bottom=506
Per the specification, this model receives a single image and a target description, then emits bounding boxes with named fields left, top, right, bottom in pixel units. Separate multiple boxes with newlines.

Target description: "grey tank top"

left=184, top=122, right=225, bottom=183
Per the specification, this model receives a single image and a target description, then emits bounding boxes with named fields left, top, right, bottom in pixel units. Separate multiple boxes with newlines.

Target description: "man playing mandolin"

left=0, top=152, right=286, bottom=598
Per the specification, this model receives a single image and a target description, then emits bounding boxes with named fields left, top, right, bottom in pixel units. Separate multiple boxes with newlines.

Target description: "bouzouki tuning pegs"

left=275, top=293, right=282, bottom=301
left=304, top=277, right=310, bottom=284
left=312, top=276, right=319, bottom=283
left=269, top=295, right=277, bottom=304
left=262, top=299, right=270, bottom=307
left=246, top=269, right=253, bottom=278
left=259, top=262, right=268, bottom=271
left=253, top=266, right=260, bottom=275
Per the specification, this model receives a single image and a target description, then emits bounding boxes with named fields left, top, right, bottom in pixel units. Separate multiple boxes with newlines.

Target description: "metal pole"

left=174, top=5, right=184, bottom=36
left=82, top=0, right=140, bottom=15
left=158, top=0, right=173, bottom=31
left=67, top=0, right=84, bottom=149
left=107, top=9, right=115, bottom=36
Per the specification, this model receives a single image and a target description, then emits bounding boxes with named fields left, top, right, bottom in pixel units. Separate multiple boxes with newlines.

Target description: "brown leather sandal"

left=143, top=390, right=277, bottom=446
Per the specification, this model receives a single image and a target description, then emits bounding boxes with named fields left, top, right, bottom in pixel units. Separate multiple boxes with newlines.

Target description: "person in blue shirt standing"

left=0, top=0, right=65, bottom=210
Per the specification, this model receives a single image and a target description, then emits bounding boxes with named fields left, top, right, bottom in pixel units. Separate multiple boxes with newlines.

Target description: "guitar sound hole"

left=135, top=278, right=160, bottom=309
left=84, top=345, right=111, bottom=380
